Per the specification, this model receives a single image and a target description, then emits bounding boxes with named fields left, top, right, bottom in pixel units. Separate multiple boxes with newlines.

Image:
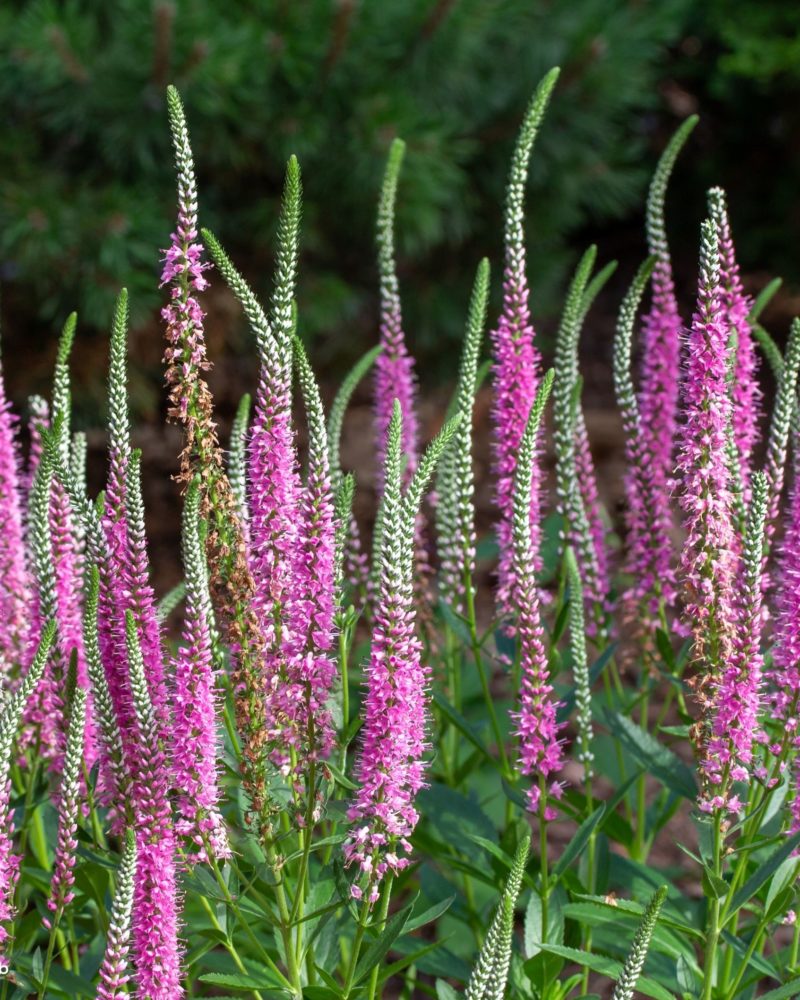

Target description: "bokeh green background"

left=1, top=0, right=799, bottom=421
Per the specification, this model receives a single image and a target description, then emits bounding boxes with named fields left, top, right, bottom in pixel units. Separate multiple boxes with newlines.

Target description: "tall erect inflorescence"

left=0, top=329, right=31, bottom=676
left=708, top=186, right=760, bottom=485
left=373, top=139, right=418, bottom=490
left=763, top=319, right=800, bottom=548
left=701, top=472, right=768, bottom=812
left=27, top=448, right=69, bottom=766
left=771, top=448, right=800, bottom=833
left=613, top=257, right=678, bottom=640
left=565, top=547, right=593, bottom=780
left=289, top=337, right=338, bottom=775
left=49, top=315, right=93, bottom=761
left=172, top=481, right=229, bottom=860
left=126, top=611, right=182, bottom=999
left=345, top=404, right=460, bottom=901
left=228, top=392, right=251, bottom=529
left=45, top=680, right=88, bottom=925
left=610, top=886, right=667, bottom=1000
left=638, top=116, right=697, bottom=494
left=436, top=258, right=489, bottom=611
left=490, top=67, right=559, bottom=618
left=96, top=829, right=137, bottom=1000
left=677, top=220, right=737, bottom=750
left=511, top=369, right=564, bottom=816
left=162, top=85, right=214, bottom=481
left=203, top=224, right=308, bottom=814
left=552, top=246, right=611, bottom=625
left=464, top=836, right=530, bottom=1000
left=0, top=624, right=56, bottom=963
left=163, top=88, right=268, bottom=835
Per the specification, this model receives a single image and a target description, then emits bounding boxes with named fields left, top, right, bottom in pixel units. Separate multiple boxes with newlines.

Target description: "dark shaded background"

left=1, top=0, right=799, bottom=590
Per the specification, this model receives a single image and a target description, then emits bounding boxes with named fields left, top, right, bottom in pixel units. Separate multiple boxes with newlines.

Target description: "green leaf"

left=525, top=884, right=566, bottom=958
left=353, top=904, right=413, bottom=985
left=757, top=978, right=800, bottom=1000
left=729, top=831, right=800, bottom=914
left=605, top=711, right=696, bottom=799
left=436, top=980, right=460, bottom=1000
left=719, top=929, right=777, bottom=980
left=199, top=971, right=284, bottom=989
left=530, top=945, right=676, bottom=1000
left=676, top=954, right=696, bottom=993
left=749, top=277, right=783, bottom=323
left=701, top=867, right=729, bottom=900
left=405, top=894, right=455, bottom=933
left=432, top=690, right=500, bottom=771
left=552, top=804, right=606, bottom=877
left=417, top=783, right=497, bottom=860
left=765, top=857, right=799, bottom=915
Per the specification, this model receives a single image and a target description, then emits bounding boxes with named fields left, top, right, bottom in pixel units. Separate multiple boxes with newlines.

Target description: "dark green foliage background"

left=0, top=0, right=798, bottom=391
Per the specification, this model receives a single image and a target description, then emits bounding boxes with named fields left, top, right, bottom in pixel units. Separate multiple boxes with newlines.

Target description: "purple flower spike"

left=677, top=220, right=738, bottom=773
left=0, top=348, right=32, bottom=675
left=172, top=482, right=229, bottom=861
left=637, top=117, right=697, bottom=590
left=700, top=473, right=767, bottom=810
left=510, top=371, right=565, bottom=818
left=490, top=69, right=558, bottom=618
left=346, top=406, right=459, bottom=902
left=613, top=259, right=678, bottom=642
left=709, top=187, right=760, bottom=485
left=125, top=612, right=183, bottom=999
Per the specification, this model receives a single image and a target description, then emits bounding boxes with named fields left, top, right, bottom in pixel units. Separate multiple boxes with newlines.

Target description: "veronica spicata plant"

left=0, top=68, right=799, bottom=1000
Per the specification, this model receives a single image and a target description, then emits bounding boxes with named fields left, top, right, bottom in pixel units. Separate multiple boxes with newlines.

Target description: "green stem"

left=538, top=775, right=549, bottom=945
left=198, top=895, right=264, bottom=1000
left=205, top=848, right=293, bottom=992
left=701, top=812, right=723, bottom=1000
left=343, top=896, right=372, bottom=998
left=367, top=877, right=394, bottom=1000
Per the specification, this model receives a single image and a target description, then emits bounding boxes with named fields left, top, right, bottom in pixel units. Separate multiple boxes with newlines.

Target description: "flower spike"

left=437, top=258, right=489, bottom=612
left=610, top=886, right=668, bottom=1000
left=345, top=404, right=459, bottom=901
left=464, top=836, right=530, bottom=1000
left=490, top=67, right=559, bottom=618
left=173, top=480, right=230, bottom=860
left=46, top=680, right=87, bottom=923
left=511, top=368, right=564, bottom=815
left=97, top=829, right=137, bottom=1000
left=709, top=186, right=760, bottom=485
left=0, top=329, right=31, bottom=674
left=639, top=116, right=697, bottom=490
left=125, top=610, right=182, bottom=999
left=613, top=257, right=678, bottom=641
left=0, top=623, right=56, bottom=964
left=374, top=138, right=419, bottom=489
left=678, top=220, right=738, bottom=755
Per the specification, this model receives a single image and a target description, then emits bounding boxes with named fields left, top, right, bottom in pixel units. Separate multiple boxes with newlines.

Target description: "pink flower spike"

left=677, top=219, right=739, bottom=788
left=490, top=69, right=559, bottom=618
left=709, top=187, right=760, bottom=486
left=509, top=371, right=565, bottom=817
left=125, top=612, right=183, bottom=998
left=0, top=346, right=32, bottom=675
left=172, top=482, right=229, bottom=861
